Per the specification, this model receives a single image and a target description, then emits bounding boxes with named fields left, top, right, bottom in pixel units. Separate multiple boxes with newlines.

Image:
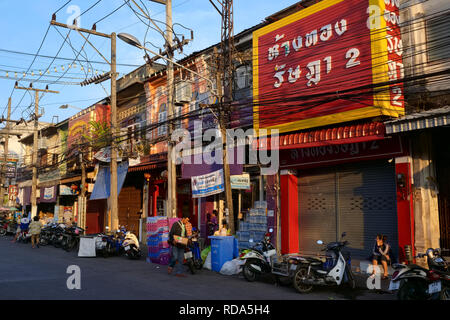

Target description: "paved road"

left=0, top=236, right=395, bottom=300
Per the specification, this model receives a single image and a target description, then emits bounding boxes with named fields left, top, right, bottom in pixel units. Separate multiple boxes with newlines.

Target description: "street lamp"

left=59, top=104, right=83, bottom=111
left=118, top=33, right=217, bottom=95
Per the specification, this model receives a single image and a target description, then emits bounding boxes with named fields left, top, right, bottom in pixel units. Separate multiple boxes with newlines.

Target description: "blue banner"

left=90, top=161, right=129, bottom=200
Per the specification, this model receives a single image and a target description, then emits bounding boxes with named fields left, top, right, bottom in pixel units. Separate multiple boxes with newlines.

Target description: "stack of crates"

left=238, top=201, right=268, bottom=250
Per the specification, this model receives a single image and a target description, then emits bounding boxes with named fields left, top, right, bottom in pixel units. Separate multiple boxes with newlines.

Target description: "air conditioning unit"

left=175, top=81, right=192, bottom=105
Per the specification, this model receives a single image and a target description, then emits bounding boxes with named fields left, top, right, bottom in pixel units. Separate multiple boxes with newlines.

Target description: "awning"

left=128, top=164, right=160, bottom=172
left=18, top=180, right=33, bottom=188
left=60, top=176, right=82, bottom=184
left=384, top=106, right=450, bottom=134
left=256, top=122, right=386, bottom=150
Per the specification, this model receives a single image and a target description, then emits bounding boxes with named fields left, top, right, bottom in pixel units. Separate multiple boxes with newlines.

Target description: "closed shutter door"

left=338, top=162, right=398, bottom=258
left=298, top=171, right=337, bottom=255
left=298, top=161, right=398, bottom=258
left=118, top=186, right=142, bottom=237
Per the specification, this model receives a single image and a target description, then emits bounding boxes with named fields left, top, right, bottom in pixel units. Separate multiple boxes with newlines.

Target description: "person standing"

left=168, top=217, right=189, bottom=277
left=12, top=213, right=30, bottom=243
left=29, top=216, right=43, bottom=249
left=208, top=210, right=219, bottom=236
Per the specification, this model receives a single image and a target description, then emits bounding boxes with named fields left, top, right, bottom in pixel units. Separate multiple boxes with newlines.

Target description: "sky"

left=0, top=0, right=300, bottom=126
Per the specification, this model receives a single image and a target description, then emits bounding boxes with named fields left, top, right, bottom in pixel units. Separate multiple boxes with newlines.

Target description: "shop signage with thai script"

left=253, top=0, right=404, bottom=134
left=279, top=136, right=406, bottom=169
left=230, top=173, right=251, bottom=190
left=191, top=169, right=224, bottom=198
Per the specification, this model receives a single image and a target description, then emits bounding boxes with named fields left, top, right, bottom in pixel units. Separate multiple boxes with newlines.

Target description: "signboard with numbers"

left=253, top=0, right=404, bottom=134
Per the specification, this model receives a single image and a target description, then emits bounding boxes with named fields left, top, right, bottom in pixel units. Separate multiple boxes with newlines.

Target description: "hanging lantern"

left=144, top=173, right=151, bottom=182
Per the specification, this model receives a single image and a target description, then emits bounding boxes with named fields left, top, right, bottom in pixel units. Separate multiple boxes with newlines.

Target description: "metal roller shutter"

left=298, top=161, right=398, bottom=259
left=298, top=172, right=337, bottom=255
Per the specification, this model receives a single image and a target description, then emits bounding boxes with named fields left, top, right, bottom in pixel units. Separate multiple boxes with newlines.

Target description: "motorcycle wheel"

left=39, top=237, right=48, bottom=246
left=397, top=279, right=428, bottom=300
left=346, top=268, right=356, bottom=289
left=440, top=286, right=450, bottom=300
left=194, top=259, right=203, bottom=270
left=293, top=267, right=314, bottom=293
left=0, top=228, right=6, bottom=236
left=243, top=261, right=258, bottom=282
left=188, top=259, right=196, bottom=274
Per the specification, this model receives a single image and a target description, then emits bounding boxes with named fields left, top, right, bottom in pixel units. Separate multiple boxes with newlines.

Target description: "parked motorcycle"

left=0, top=219, right=17, bottom=236
left=240, top=229, right=280, bottom=282
left=39, top=222, right=59, bottom=246
left=291, top=232, right=355, bottom=293
left=52, top=224, right=67, bottom=248
left=122, top=231, right=141, bottom=260
left=62, top=225, right=85, bottom=252
left=390, top=248, right=450, bottom=300
left=187, top=228, right=203, bottom=271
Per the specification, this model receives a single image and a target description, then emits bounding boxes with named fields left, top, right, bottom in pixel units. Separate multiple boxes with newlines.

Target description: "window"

left=158, top=103, right=167, bottom=136
left=427, top=14, right=450, bottom=62
left=234, top=65, right=251, bottom=90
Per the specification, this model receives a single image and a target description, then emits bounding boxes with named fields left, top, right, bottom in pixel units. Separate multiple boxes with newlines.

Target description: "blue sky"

left=0, top=0, right=299, bottom=125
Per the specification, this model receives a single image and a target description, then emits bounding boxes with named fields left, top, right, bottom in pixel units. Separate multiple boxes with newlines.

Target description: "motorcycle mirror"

left=317, top=240, right=324, bottom=245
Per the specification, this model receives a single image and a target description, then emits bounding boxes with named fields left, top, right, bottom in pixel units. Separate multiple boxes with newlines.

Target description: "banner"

left=230, top=173, right=251, bottom=190
left=90, top=161, right=129, bottom=200
left=191, top=169, right=224, bottom=198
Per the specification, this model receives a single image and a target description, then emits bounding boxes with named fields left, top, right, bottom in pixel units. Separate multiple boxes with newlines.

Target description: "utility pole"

left=80, top=153, right=86, bottom=229
left=14, top=84, right=59, bottom=218
left=51, top=18, right=119, bottom=231
left=165, top=0, right=177, bottom=219
left=210, top=0, right=236, bottom=234
left=0, top=98, right=11, bottom=206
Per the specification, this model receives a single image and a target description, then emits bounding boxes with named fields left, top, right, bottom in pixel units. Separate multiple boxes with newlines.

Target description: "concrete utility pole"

left=51, top=19, right=119, bottom=231
left=165, top=0, right=177, bottom=219
left=0, top=97, right=12, bottom=205
left=14, top=84, right=59, bottom=218
left=210, top=0, right=236, bottom=234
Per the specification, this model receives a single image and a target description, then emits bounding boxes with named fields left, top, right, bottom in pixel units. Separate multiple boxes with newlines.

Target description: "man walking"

left=168, top=217, right=189, bottom=277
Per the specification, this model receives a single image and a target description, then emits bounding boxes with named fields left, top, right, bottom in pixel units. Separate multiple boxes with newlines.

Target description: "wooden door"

left=118, top=186, right=143, bottom=237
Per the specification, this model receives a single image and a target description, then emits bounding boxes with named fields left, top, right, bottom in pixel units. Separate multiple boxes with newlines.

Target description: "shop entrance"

left=435, top=128, right=450, bottom=250
left=86, top=199, right=106, bottom=234
left=298, top=160, right=398, bottom=258
left=118, top=185, right=142, bottom=237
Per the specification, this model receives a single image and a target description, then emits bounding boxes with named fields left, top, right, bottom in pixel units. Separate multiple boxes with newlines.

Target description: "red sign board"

left=253, top=0, right=404, bottom=134
left=279, top=136, right=406, bottom=169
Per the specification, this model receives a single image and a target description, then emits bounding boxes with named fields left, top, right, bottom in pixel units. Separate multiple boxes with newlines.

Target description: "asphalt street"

left=0, top=236, right=396, bottom=300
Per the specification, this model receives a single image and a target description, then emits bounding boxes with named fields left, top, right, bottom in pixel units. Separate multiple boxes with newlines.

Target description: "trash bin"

left=209, top=236, right=239, bottom=272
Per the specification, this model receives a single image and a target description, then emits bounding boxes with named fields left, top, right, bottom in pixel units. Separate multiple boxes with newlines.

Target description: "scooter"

left=188, top=228, right=203, bottom=270
left=240, top=229, right=278, bottom=282
left=389, top=248, right=450, bottom=300
left=291, top=232, right=355, bottom=293
left=17, top=229, right=32, bottom=243
left=122, top=231, right=141, bottom=260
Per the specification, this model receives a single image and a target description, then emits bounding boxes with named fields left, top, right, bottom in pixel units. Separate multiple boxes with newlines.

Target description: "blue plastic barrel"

left=209, top=236, right=239, bottom=272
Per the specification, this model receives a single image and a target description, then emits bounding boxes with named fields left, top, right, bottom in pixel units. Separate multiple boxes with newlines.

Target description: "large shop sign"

left=279, top=136, right=406, bottom=169
left=191, top=169, right=225, bottom=198
left=253, top=0, right=404, bottom=134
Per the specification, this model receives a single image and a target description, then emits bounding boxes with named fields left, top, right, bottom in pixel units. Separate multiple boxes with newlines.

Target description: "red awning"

left=128, top=164, right=160, bottom=172
left=256, top=122, right=386, bottom=150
